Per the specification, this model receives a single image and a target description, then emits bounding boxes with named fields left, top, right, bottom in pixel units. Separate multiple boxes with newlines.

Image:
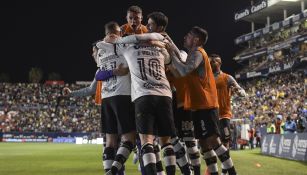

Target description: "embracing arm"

left=114, top=33, right=164, bottom=44
left=171, top=51, right=203, bottom=77
left=66, top=70, right=99, bottom=97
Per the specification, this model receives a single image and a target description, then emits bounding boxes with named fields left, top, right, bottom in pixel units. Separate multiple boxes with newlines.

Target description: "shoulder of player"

left=140, top=25, right=148, bottom=32
left=220, top=71, right=230, bottom=77
left=189, top=50, right=204, bottom=61
left=120, top=24, right=129, bottom=30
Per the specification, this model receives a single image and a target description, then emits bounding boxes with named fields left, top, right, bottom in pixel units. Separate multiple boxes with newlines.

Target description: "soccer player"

left=120, top=7, right=149, bottom=174
left=145, top=12, right=192, bottom=175
left=98, top=12, right=193, bottom=175
left=209, top=53, right=246, bottom=148
left=67, top=22, right=135, bottom=175
left=96, top=13, right=177, bottom=175
left=209, top=54, right=246, bottom=175
left=121, top=5, right=148, bottom=36
left=62, top=41, right=113, bottom=173
left=98, top=22, right=136, bottom=175
left=166, top=26, right=238, bottom=175
left=167, top=63, right=201, bottom=175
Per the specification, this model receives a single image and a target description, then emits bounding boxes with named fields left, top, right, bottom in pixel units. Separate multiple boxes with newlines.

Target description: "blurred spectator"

left=275, top=114, right=284, bottom=134
left=254, top=123, right=262, bottom=147
left=267, top=120, right=276, bottom=134
left=284, top=116, right=297, bottom=134
left=297, top=115, right=306, bottom=133
left=248, top=125, right=255, bottom=149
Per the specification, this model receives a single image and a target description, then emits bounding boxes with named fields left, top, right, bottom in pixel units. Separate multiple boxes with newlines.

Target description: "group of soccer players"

left=63, top=5, right=247, bottom=175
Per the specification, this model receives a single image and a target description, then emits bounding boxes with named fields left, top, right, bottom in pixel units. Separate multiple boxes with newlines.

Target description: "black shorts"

left=219, top=118, right=231, bottom=143
left=174, top=107, right=195, bottom=139
left=100, top=105, right=105, bottom=133
left=192, top=108, right=220, bottom=139
left=102, top=95, right=135, bottom=134
left=134, top=95, right=176, bottom=137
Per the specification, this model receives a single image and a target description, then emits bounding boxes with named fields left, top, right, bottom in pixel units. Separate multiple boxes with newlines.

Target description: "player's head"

left=146, top=12, right=168, bottom=33
left=105, top=21, right=121, bottom=36
left=184, top=26, right=208, bottom=49
left=209, top=53, right=222, bottom=72
left=126, top=5, right=143, bottom=30
left=104, top=21, right=121, bottom=43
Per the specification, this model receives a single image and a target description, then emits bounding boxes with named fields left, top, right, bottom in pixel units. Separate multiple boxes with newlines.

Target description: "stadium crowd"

left=0, top=83, right=101, bottom=133
left=0, top=71, right=305, bottom=135
left=237, top=19, right=307, bottom=58
left=235, top=17, right=307, bottom=75
left=230, top=70, right=306, bottom=149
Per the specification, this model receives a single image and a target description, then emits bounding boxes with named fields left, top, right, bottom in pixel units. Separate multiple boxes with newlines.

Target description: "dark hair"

left=209, top=54, right=221, bottom=59
left=190, top=26, right=208, bottom=45
left=127, top=5, right=142, bottom=14
left=104, top=21, right=120, bottom=35
left=147, top=12, right=168, bottom=30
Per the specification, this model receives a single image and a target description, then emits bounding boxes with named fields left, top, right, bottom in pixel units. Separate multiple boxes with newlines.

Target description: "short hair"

left=127, top=5, right=142, bottom=14
left=209, top=53, right=222, bottom=64
left=147, top=12, right=168, bottom=29
left=209, top=54, right=221, bottom=59
left=190, top=26, right=208, bottom=45
left=104, top=21, right=120, bottom=35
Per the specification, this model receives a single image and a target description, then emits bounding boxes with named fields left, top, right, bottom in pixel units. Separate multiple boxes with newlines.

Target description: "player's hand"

left=113, top=63, right=129, bottom=76
left=239, top=89, right=248, bottom=97
left=62, top=87, right=71, bottom=96
left=150, top=40, right=166, bottom=48
left=162, top=39, right=171, bottom=51
left=104, top=34, right=119, bottom=43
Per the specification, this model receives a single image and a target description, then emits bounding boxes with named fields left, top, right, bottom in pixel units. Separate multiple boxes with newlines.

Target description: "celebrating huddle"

left=63, top=5, right=246, bottom=175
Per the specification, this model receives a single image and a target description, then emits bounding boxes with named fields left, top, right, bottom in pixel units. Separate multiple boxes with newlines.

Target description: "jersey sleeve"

left=96, top=41, right=123, bottom=56
left=70, top=70, right=98, bottom=97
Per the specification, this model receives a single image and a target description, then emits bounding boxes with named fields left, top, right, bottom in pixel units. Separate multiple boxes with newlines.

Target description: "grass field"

left=0, top=143, right=306, bottom=175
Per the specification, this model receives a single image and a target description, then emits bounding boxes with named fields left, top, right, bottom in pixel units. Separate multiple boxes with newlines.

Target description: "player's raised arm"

left=228, top=75, right=247, bottom=97
left=170, top=50, right=204, bottom=77
left=164, top=35, right=184, bottom=61
left=63, top=71, right=98, bottom=97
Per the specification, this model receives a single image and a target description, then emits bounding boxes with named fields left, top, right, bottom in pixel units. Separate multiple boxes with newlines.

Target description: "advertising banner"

left=261, top=133, right=307, bottom=161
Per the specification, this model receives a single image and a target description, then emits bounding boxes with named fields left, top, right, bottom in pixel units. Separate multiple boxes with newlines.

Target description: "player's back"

left=120, top=44, right=172, bottom=101
left=98, top=50, right=131, bottom=99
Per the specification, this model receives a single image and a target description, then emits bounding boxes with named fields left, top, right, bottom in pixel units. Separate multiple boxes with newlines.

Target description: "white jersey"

left=97, top=49, right=131, bottom=99
left=96, top=47, right=114, bottom=68
left=118, top=44, right=172, bottom=101
left=96, top=39, right=172, bottom=101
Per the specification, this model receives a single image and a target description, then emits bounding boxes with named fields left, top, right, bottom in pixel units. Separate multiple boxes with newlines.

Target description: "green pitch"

left=0, top=143, right=306, bottom=175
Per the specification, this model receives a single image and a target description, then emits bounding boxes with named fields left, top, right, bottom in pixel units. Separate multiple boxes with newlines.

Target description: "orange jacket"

left=168, top=73, right=187, bottom=107
left=120, top=24, right=148, bottom=36
left=215, top=72, right=232, bottom=119
left=94, top=81, right=102, bottom=105
left=184, top=47, right=219, bottom=110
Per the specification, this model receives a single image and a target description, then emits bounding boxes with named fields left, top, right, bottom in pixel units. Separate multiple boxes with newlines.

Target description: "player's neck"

left=188, top=46, right=198, bottom=52
left=133, top=24, right=143, bottom=31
